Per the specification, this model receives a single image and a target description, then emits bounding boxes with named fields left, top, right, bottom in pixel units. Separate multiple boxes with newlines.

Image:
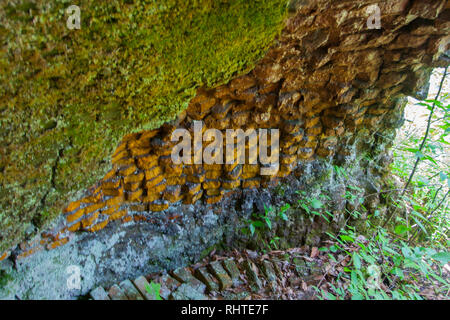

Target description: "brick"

left=195, top=267, right=220, bottom=292
left=222, top=259, right=242, bottom=287
left=106, top=195, right=124, bottom=207
left=133, top=276, right=158, bottom=300
left=112, top=150, right=129, bottom=164
left=183, top=165, right=205, bottom=176
left=102, top=205, right=120, bottom=215
left=225, top=164, right=242, bottom=180
left=145, top=166, right=162, bottom=180
left=109, top=209, right=127, bottom=221
left=184, top=182, right=202, bottom=195
left=112, top=142, right=127, bottom=157
left=283, top=144, right=299, bottom=155
left=122, top=216, right=133, bottom=223
left=211, top=102, right=233, bottom=119
left=260, top=260, right=278, bottom=282
left=66, top=208, right=84, bottom=224
left=87, top=219, right=109, bottom=232
left=123, top=171, right=144, bottom=184
left=113, top=157, right=135, bottom=168
left=142, top=193, right=160, bottom=203
left=102, top=188, right=122, bottom=197
left=203, top=179, right=221, bottom=190
left=130, top=147, right=150, bottom=157
left=171, top=267, right=206, bottom=293
left=137, top=154, right=159, bottom=170
left=108, top=284, right=129, bottom=300
left=166, top=175, right=186, bottom=186
left=90, top=287, right=110, bottom=300
left=118, top=164, right=138, bottom=176
left=298, top=148, right=315, bottom=160
left=159, top=274, right=181, bottom=300
left=145, top=174, right=164, bottom=188
left=241, top=166, right=259, bottom=179
left=242, top=178, right=261, bottom=189
left=213, top=85, right=232, bottom=99
left=67, top=221, right=81, bottom=232
left=170, top=284, right=208, bottom=300
left=243, top=260, right=262, bottom=292
left=230, top=75, right=256, bottom=92
left=64, top=200, right=81, bottom=213
left=81, top=211, right=100, bottom=228
left=186, top=173, right=205, bottom=184
left=163, top=185, right=182, bottom=203
left=316, top=147, right=335, bottom=158
left=206, top=188, right=223, bottom=196
left=120, top=279, right=144, bottom=300
left=205, top=170, right=222, bottom=180
left=205, top=194, right=223, bottom=204
left=46, top=237, right=69, bottom=250
left=183, top=190, right=203, bottom=205
left=84, top=202, right=105, bottom=215
left=150, top=181, right=167, bottom=194
left=208, top=261, right=233, bottom=290
left=134, top=215, right=147, bottom=222
left=129, top=204, right=148, bottom=212
left=164, top=164, right=183, bottom=177
left=139, top=129, right=159, bottom=140
left=278, top=164, right=296, bottom=178
left=305, top=125, right=322, bottom=136
left=204, top=163, right=222, bottom=171
left=149, top=201, right=169, bottom=212
left=101, top=179, right=121, bottom=190
left=222, top=179, right=241, bottom=190
left=281, top=154, right=297, bottom=165
left=126, top=188, right=143, bottom=201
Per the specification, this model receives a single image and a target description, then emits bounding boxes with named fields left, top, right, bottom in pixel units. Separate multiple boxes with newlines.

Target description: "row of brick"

left=90, top=256, right=283, bottom=300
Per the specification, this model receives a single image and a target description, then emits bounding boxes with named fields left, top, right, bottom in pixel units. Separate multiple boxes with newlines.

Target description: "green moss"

left=0, top=0, right=289, bottom=252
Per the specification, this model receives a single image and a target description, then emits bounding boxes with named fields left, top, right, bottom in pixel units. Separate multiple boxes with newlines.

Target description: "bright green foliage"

left=392, top=69, right=449, bottom=246
left=315, top=227, right=449, bottom=300
left=145, top=281, right=162, bottom=300
left=242, top=203, right=290, bottom=251
left=0, top=0, right=289, bottom=252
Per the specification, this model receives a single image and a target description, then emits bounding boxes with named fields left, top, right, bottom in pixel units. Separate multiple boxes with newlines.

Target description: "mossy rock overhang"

left=0, top=0, right=290, bottom=252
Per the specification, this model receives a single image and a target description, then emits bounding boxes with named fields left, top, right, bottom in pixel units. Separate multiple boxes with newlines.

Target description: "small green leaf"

left=340, top=235, right=354, bottom=243
left=394, top=225, right=409, bottom=235
left=432, top=252, right=450, bottom=264
left=311, top=198, right=323, bottom=209
left=353, top=253, right=361, bottom=269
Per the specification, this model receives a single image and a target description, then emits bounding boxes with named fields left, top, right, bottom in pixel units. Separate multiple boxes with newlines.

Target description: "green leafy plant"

left=145, top=281, right=162, bottom=300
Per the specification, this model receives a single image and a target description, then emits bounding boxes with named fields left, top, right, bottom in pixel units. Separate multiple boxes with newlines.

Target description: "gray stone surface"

left=222, top=258, right=242, bottom=287
left=90, top=286, right=110, bottom=300
left=170, top=283, right=208, bottom=300
left=243, top=260, right=262, bottom=292
left=208, top=261, right=233, bottom=290
left=159, top=274, right=180, bottom=300
left=133, top=276, right=156, bottom=300
left=108, top=284, right=128, bottom=300
left=171, top=267, right=206, bottom=293
left=195, top=267, right=220, bottom=292
left=120, top=279, right=144, bottom=300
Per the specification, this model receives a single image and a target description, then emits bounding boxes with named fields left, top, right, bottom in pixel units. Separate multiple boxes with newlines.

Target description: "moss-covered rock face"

left=0, top=0, right=289, bottom=252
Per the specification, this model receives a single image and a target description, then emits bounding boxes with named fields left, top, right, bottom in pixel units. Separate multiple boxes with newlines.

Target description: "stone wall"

left=0, top=0, right=449, bottom=299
